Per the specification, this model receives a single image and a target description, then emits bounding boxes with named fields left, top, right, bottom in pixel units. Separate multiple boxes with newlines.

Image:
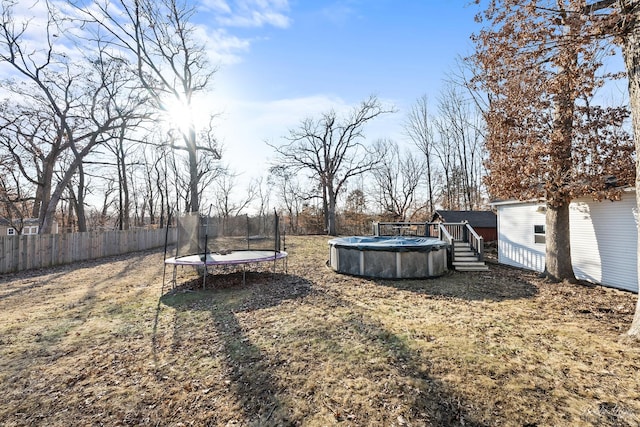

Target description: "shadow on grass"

left=0, top=270, right=70, bottom=301
left=297, top=284, right=491, bottom=426
left=337, top=307, right=489, bottom=426
left=160, top=271, right=491, bottom=426
left=160, top=271, right=312, bottom=425
left=0, top=251, right=160, bottom=412
left=369, top=265, right=539, bottom=302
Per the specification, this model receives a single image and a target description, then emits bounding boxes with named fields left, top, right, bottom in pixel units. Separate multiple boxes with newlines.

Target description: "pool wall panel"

left=328, top=236, right=449, bottom=279
left=363, top=251, right=396, bottom=278
left=338, top=248, right=361, bottom=276
left=400, top=251, right=429, bottom=278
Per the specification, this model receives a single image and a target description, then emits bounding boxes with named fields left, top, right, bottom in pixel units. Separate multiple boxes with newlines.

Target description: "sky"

left=0, top=0, right=482, bottom=214
left=2, top=0, right=628, bottom=212
left=193, top=1, right=482, bottom=192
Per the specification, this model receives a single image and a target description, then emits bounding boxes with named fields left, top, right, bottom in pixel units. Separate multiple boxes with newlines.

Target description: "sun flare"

left=162, top=96, right=195, bottom=135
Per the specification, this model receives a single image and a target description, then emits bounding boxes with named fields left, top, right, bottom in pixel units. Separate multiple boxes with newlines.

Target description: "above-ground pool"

left=328, top=236, right=448, bottom=279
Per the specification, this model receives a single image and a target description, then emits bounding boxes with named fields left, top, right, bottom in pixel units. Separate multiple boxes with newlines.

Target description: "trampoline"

left=163, top=210, right=288, bottom=289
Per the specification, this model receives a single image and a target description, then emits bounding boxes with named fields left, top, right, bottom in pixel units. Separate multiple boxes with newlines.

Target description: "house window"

left=7, top=227, right=16, bottom=236
left=534, top=224, right=545, bottom=244
left=23, top=226, right=38, bottom=235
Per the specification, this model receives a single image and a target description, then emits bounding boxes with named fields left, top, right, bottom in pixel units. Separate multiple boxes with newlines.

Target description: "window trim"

left=534, top=224, right=545, bottom=244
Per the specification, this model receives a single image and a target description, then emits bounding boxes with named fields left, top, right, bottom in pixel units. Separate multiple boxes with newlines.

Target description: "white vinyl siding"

left=569, top=195, right=637, bottom=293
left=497, top=202, right=546, bottom=272
left=495, top=191, right=638, bottom=293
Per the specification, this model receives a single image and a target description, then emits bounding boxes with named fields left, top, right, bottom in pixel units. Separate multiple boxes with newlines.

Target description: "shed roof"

left=431, top=210, right=497, bottom=228
left=0, top=217, right=41, bottom=227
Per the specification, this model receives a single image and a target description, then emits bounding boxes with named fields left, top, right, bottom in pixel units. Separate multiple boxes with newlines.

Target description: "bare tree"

left=211, top=169, right=257, bottom=235
left=75, top=0, right=221, bottom=214
left=269, top=95, right=394, bottom=235
left=0, top=2, right=145, bottom=233
left=436, top=83, right=486, bottom=210
left=342, top=187, right=368, bottom=235
left=371, top=140, right=424, bottom=221
left=405, top=95, right=437, bottom=215
left=252, top=176, right=272, bottom=234
left=0, top=157, right=32, bottom=233
left=432, top=116, right=457, bottom=209
left=88, top=179, right=117, bottom=230
left=269, top=165, right=307, bottom=234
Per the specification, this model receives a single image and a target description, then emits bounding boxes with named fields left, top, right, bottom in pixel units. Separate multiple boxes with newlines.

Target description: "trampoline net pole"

left=162, top=210, right=172, bottom=290
left=274, top=210, right=281, bottom=253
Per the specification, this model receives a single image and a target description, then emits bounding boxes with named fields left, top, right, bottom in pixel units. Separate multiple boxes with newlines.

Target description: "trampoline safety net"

left=174, top=211, right=283, bottom=258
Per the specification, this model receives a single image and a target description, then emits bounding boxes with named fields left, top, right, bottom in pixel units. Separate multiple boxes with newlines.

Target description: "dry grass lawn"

left=1, top=235, right=639, bottom=426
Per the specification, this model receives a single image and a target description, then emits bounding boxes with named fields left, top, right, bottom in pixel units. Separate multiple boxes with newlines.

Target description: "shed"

left=0, top=217, right=58, bottom=235
left=491, top=189, right=638, bottom=293
left=430, top=210, right=498, bottom=242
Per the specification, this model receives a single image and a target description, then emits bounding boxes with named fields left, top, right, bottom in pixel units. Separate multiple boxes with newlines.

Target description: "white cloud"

left=216, top=10, right=290, bottom=28
left=202, top=0, right=291, bottom=29
left=194, top=0, right=293, bottom=67
left=195, top=26, right=251, bottom=65
left=200, top=0, right=232, bottom=14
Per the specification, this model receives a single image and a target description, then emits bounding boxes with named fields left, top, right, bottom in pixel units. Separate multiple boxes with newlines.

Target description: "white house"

left=492, top=188, right=638, bottom=293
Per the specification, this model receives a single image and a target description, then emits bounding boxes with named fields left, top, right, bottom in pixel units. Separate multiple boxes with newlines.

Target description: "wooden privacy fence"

left=0, top=228, right=177, bottom=274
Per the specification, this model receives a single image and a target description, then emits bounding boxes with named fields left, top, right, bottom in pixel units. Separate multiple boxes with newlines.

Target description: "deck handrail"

left=436, top=224, right=455, bottom=264
left=437, top=222, right=484, bottom=261
left=464, top=222, right=484, bottom=261
left=373, top=222, right=429, bottom=236
left=437, top=223, right=454, bottom=244
left=373, top=221, right=485, bottom=263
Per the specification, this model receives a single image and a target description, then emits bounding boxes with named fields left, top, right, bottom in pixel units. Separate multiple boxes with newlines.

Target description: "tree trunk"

left=620, top=2, right=640, bottom=336
left=426, top=155, right=434, bottom=215
left=157, top=177, right=165, bottom=227
left=321, top=183, right=329, bottom=233
left=187, top=126, right=199, bottom=214
left=41, top=193, right=60, bottom=235
left=327, top=188, right=338, bottom=236
left=544, top=202, right=576, bottom=282
left=543, top=11, right=578, bottom=283
left=119, top=130, right=131, bottom=231
left=75, top=162, right=88, bottom=232
left=36, top=159, right=55, bottom=231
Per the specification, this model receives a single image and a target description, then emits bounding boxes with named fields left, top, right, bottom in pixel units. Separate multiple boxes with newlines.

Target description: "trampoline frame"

left=165, top=250, right=288, bottom=289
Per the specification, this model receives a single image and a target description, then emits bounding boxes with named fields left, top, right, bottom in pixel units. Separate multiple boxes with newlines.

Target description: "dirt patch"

left=0, top=235, right=639, bottom=426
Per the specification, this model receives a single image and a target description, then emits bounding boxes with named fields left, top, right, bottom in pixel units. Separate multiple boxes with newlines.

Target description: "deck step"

left=453, top=261, right=490, bottom=272
left=452, top=247, right=489, bottom=270
left=455, top=256, right=480, bottom=262
left=451, top=241, right=488, bottom=271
